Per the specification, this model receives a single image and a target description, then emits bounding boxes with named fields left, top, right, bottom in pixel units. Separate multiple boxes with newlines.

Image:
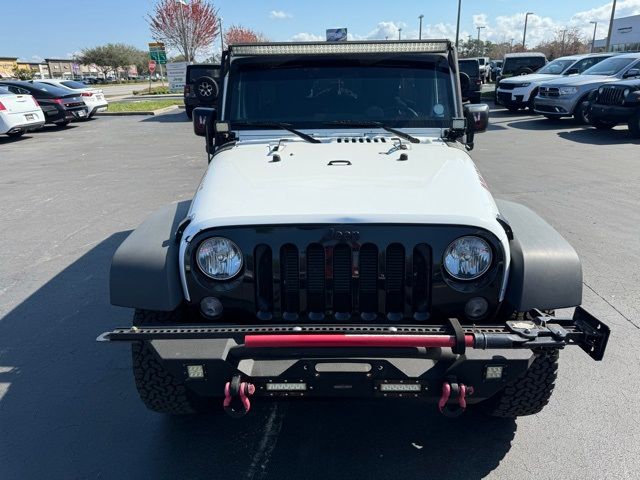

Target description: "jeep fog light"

left=196, top=237, right=243, bottom=280
left=200, top=296, right=223, bottom=318
left=485, top=365, right=504, bottom=380
left=187, top=365, right=205, bottom=379
left=465, top=297, right=489, bottom=319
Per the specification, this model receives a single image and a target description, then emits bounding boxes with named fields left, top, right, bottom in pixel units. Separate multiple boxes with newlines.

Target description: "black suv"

left=458, top=59, right=482, bottom=103
left=588, top=78, right=640, bottom=136
left=0, top=80, right=88, bottom=127
left=183, top=64, right=221, bottom=119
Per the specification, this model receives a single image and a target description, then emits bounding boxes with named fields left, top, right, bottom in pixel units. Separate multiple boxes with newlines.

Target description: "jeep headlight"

left=558, top=87, right=578, bottom=96
left=196, top=237, right=243, bottom=280
left=443, top=236, right=492, bottom=281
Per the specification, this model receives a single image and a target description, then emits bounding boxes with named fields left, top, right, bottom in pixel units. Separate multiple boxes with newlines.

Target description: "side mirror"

left=464, top=103, right=490, bottom=133
left=564, top=68, right=580, bottom=75
left=623, top=68, right=640, bottom=78
left=193, top=107, right=217, bottom=156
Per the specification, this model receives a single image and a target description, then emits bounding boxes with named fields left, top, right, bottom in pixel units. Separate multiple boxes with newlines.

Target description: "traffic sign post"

left=148, top=42, right=167, bottom=86
left=148, top=60, right=157, bottom=94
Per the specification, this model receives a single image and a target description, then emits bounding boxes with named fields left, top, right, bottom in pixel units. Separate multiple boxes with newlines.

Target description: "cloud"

left=270, top=10, right=292, bottom=19
left=31, top=55, right=44, bottom=63
left=290, top=32, right=324, bottom=42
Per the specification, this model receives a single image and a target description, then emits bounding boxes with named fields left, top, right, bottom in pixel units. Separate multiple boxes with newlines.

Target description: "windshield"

left=226, top=56, right=455, bottom=129
left=25, top=82, right=72, bottom=97
left=538, top=58, right=577, bottom=75
left=477, top=58, right=486, bottom=65
left=459, top=60, right=479, bottom=77
left=583, top=57, right=637, bottom=75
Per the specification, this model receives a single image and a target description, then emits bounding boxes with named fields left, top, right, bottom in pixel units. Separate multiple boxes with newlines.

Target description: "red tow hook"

left=438, top=381, right=474, bottom=417
left=223, top=375, right=255, bottom=418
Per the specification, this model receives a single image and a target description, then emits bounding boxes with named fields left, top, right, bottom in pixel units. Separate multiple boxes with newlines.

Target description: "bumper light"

left=379, top=383, right=422, bottom=392
left=187, top=365, right=205, bottom=378
left=266, top=382, right=307, bottom=391
left=465, top=297, right=489, bottom=319
left=484, top=365, right=504, bottom=380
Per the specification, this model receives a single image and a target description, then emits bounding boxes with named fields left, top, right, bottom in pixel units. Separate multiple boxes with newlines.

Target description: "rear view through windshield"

left=502, top=57, right=546, bottom=75
left=188, top=66, right=220, bottom=82
left=226, top=57, right=456, bottom=129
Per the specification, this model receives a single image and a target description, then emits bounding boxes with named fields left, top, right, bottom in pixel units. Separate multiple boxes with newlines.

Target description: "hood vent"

left=335, top=137, right=388, bottom=144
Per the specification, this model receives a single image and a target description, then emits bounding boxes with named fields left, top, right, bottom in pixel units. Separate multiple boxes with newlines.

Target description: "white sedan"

left=0, top=86, right=45, bottom=138
left=38, top=79, right=108, bottom=117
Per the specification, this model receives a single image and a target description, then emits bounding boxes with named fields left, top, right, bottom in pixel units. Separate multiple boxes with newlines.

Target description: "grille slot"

left=385, top=243, right=405, bottom=320
left=254, top=245, right=273, bottom=320
left=358, top=243, right=378, bottom=318
left=280, top=244, right=300, bottom=320
left=412, top=244, right=431, bottom=321
left=306, top=244, right=325, bottom=318
left=333, top=244, right=352, bottom=319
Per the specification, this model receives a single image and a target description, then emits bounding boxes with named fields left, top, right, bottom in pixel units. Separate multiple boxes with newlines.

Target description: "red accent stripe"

left=244, top=334, right=475, bottom=349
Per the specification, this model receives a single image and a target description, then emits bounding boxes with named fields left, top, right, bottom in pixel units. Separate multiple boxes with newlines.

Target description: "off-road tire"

left=131, top=308, right=204, bottom=414
left=483, top=349, right=559, bottom=418
left=628, top=112, right=640, bottom=138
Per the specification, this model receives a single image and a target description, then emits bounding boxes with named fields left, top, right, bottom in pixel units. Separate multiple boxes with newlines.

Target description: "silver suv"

left=534, top=52, right=640, bottom=123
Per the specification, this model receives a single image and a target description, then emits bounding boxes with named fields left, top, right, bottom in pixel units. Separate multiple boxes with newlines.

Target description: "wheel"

left=628, top=112, right=640, bottom=138
left=185, top=105, right=194, bottom=119
left=516, top=67, right=533, bottom=76
left=573, top=99, right=590, bottom=125
left=193, top=76, right=219, bottom=103
left=6, top=131, right=25, bottom=138
left=131, top=308, right=209, bottom=414
left=55, top=120, right=70, bottom=128
left=482, top=349, right=559, bottom=418
left=591, top=118, right=616, bottom=130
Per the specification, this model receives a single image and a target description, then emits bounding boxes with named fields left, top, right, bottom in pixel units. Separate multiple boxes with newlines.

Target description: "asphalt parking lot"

left=1, top=108, right=639, bottom=480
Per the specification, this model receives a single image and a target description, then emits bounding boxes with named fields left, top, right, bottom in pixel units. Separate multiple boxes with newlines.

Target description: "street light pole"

left=455, top=0, right=462, bottom=49
left=560, top=29, right=567, bottom=56
left=522, top=12, right=534, bottom=50
left=176, top=0, right=189, bottom=62
left=477, top=26, right=485, bottom=56
left=398, top=28, right=402, bottom=40
left=590, top=21, right=598, bottom=53
left=419, top=15, right=424, bottom=40
left=605, top=0, right=617, bottom=51
left=219, top=17, right=224, bottom=57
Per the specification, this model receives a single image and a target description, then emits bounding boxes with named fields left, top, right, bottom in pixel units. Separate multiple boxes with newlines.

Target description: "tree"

left=12, top=67, right=34, bottom=80
left=534, top=28, right=589, bottom=59
left=77, top=44, right=141, bottom=79
left=224, top=25, right=267, bottom=46
left=148, top=0, right=219, bottom=62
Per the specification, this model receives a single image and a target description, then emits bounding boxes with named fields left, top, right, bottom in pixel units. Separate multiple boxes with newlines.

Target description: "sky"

left=2, top=0, right=640, bottom=61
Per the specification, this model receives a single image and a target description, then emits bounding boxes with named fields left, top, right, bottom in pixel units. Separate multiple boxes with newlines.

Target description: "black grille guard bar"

left=97, top=307, right=609, bottom=361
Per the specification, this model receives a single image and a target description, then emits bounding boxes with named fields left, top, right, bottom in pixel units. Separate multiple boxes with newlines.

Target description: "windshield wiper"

left=231, top=121, right=321, bottom=143
left=326, top=120, right=420, bottom=144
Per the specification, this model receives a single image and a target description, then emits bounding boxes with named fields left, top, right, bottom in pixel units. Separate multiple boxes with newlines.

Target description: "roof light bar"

left=230, top=40, right=450, bottom=56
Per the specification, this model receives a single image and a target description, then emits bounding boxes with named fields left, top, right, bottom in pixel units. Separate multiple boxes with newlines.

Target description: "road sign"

left=148, top=42, right=167, bottom=64
left=148, top=60, right=156, bottom=73
left=326, top=28, right=348, bottom=41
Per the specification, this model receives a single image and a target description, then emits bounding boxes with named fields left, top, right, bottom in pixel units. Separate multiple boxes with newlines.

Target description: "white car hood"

left=185, top=137, right=504, bottom=236
left=501, top=73, right=561, bottom=84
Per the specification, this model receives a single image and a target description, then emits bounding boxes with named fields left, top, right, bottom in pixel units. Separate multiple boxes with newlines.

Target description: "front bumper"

left=496, top=88, right=533, bottom=108
left=98, top=307, right=609, bottom=401
left=588, top=103, right=638, bottom=122
left=534, top=95, right=579, bottom=116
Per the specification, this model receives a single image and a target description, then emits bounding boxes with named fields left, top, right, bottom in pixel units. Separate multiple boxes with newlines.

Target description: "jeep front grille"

left=596, top=87, right=625, bottom=106
left=255, top=242, right=432, bottom=322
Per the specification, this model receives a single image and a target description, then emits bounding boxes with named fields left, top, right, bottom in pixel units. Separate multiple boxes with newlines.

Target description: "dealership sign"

left=167, top=62, right=189, bottom=93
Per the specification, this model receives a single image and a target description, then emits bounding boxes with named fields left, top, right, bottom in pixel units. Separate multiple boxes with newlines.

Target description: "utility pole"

left=477, top=26, right=486, bottom=56
left=522, top=12, right=534, bottom=50
left=398, top=28, right=402, bottom=40
left=419, top=14, right=424, bottom=40
left=560, top=29, right=567, bottom=56
left=605, top=0, right=617, bottom=51
left=590, top=21, right=598, bottom=53
left=455, top=0, right=462, bottom=49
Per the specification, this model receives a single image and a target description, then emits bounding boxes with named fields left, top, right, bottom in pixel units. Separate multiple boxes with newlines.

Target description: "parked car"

left=458, top=59, right=482, bottom=103
left=100, top=40, right=610, bottom=420
left=184, top=63, right=221, bottom=119
left=498, top=52, right=547, bottom=80
left=0, top=80, right=88, bottom=127
left=0, top=85, right=45, bottom=137
left=38, top=79, right=108, bottom=118
left=489, top=60, right=502, bottom=79
left=534, top=52, right=640, bottom=123
left=587, top=78, right=640, bottom=136
left=474, top=56, right=491, bottom=82
left=496, top=53, right=614, bottom=112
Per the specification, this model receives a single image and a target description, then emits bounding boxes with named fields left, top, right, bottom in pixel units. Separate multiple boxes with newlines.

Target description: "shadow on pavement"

left=141, top=110, right=190, bottom=123
left=0, top=232, right=515, bottom=480
left=557, top=127, right=640, bottom=145
left=506, top=118, right=575, bottom=131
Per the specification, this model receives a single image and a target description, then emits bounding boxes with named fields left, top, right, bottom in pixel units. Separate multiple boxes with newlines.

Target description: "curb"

left=95, top=105, right=182, bottom=117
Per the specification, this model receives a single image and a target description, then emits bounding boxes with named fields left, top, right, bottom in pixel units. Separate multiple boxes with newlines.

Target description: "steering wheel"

left=383, top=102, right=419, bottom=119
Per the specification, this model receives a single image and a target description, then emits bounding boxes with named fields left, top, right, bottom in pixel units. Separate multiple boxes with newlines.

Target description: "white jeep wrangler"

left=100, top=41, right=609, bottom=418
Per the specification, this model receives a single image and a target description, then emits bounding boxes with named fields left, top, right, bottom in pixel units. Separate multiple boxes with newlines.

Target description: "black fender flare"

left=496, top=199, right=582, bottom=311
left=110, top=201, right=191, bottom=311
